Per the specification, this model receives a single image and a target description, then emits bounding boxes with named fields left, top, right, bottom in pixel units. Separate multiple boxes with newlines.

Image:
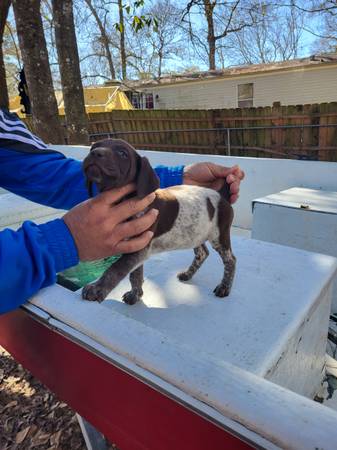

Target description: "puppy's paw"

left=177, top=271, right=192, bottom=282
left=82, top=283, right=109, bottom=302
left=213, top=284, right=230, bottom=298
left=122, top=290, right=141, bottom=305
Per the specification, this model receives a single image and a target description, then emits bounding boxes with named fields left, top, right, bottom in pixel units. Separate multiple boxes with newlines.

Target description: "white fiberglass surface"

left=30, top=236, right=336, bottom=375
left=254, top=187, right=337, bottom=215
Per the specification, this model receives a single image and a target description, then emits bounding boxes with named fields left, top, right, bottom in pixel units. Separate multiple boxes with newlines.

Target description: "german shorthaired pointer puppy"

left=82, top=139, right=236, bottom=305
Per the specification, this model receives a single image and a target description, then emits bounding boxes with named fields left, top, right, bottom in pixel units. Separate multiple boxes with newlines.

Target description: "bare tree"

left=118, top=0, right=127, bottom=79
left=148, top=0, right=185, bottom=77
left=0, top=0, right=12, bottom=109
left=40, top=0, right=63, bottom=89
left=296, top=0, right=337, bottom=53
left=126, top=28, right=158, bottom=78
left=310, top=15, right=337, bottom=52
left=182, top=0, right=261, bottom=70
left=127, top=0, right=186, bottom=78
left=227, top=2, right=304, bottom=64
left=12, top=0, right=64, bottom=143
left=67, top=0, right=165, bottom=84
left=52, top=0, right=89, bottom=144
left=82, top=0, right=117, bottom=79
left=291, top=0, right=336, bottom=15
left=2, top=20, right=22, bottom=99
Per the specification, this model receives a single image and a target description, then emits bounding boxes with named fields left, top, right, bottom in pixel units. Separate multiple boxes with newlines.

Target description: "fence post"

left=227, top=128, right=231, bottom=156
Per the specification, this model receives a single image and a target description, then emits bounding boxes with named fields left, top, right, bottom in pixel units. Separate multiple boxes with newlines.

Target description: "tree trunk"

left=203, top=0, right=216, bottom=70
left=0, top=0, right=11, bottom=110
left=158, top=38, right=164, bottom=78
left=52, top=0, right=89, bottom=145
left=158, top=50, right=163, bottom=78
left=12, top=0, right=64, bottom=143
left=118, top=0, right=127, bottom=80
left=84, top=0, right=116, bottom=80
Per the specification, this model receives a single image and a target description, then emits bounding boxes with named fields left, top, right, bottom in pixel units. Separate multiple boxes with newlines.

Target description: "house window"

left=131, top=92, right=142, bottom=109
left=145, top=93, right=154, bottom=109
left=131, top=92, right=154, bottom=109
left=238, top=83, right=254, bottom=108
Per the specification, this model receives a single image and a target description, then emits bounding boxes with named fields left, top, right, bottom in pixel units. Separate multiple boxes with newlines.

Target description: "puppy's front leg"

left=82, top=250, right=147, bottom=303
left=122, top=265, right=144, bottom=305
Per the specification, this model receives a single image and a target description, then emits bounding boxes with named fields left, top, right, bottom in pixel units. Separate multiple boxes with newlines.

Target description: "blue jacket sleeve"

left=154, top=165, right=184, bottom=188
left=0, top=109, right=184, bottom=313
left=0, top=147, right=184, bottom=208
left=0, top=219, right=78, bottom=314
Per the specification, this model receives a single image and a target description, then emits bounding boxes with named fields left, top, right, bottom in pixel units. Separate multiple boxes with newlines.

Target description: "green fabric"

left=59, top=256, right=120, bottom=288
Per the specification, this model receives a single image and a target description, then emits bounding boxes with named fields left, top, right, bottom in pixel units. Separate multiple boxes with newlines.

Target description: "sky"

left=5, top=1, right=329, bottom=89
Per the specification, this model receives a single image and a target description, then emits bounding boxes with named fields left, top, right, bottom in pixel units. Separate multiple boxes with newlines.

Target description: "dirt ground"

left=0, top=346, right=115, bottom=450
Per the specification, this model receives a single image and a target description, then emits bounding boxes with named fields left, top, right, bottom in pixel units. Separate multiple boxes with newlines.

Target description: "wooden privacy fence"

left=26, top=102, right=337, bottom=161
left=86, top=102, right=337, bottom=161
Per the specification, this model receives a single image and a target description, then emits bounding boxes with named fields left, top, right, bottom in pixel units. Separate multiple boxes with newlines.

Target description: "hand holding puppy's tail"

left=218, top=180, right=231, bottom=203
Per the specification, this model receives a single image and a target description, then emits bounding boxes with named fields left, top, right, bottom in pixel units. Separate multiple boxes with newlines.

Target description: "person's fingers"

left=115, top=209, right=159, bottom=240
left=210, top=163, right=245, bottom=182
left=229, top=180, right=240, bottom=195
left=226, top=173, right=236, bottom=184
left=94, top=183, right=137, bottom=206
left=232, top=166, right=245, bottom=180
left=115, top=231, right=154, bottom=254
left=230, top=193, right=239, bottom=204
left=114, top=192, right=156, bottom=222
left=226, top=170, right=244, bottom=185
left=209, top=163, right=232, bottom=178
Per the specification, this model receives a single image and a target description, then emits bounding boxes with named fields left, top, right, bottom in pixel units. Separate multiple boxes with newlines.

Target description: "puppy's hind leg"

left=178, top=243, right=209, bottom=282
left=210, top=240, right=236, bottom=297
left=123, top=265, right=144, bottom=305
left=210, top=199, right=236, bottom=297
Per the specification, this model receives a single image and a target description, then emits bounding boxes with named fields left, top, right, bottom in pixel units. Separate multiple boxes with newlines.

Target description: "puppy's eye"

left=117, top=149, right=127, bottom=158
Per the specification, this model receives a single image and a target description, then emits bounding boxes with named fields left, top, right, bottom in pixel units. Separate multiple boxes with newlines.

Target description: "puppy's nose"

left=91, top=148, right=107, bottom=158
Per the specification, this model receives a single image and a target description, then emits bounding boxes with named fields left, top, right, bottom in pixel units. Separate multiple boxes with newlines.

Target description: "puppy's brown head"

left=83, top=138, right=159, bottom=198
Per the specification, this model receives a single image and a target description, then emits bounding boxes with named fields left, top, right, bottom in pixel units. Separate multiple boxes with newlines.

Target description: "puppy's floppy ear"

left=86, top=179, right=94, bottom=198
left=84, top=147, right=95, bottom=197
left=136, top=156, right=160, bottom=199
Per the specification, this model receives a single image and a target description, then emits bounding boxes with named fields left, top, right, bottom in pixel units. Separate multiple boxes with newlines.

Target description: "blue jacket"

left=0, top=109, right=184, bottom=313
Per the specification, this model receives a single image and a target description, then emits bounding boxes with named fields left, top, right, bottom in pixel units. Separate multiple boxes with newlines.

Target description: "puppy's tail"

left=218, top=180, right=231, bottom=203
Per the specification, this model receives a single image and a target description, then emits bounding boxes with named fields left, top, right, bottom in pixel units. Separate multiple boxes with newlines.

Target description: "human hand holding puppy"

left=183, top=162, right=244, bottom=204
left=64, top=184, right=158, bottom=261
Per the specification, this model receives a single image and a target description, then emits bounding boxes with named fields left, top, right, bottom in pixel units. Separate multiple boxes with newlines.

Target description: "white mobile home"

left=121, top=54, right=337, bottom=110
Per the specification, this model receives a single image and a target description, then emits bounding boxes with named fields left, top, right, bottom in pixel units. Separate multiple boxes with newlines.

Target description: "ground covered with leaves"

left=0, top=346, right=116, bottom=449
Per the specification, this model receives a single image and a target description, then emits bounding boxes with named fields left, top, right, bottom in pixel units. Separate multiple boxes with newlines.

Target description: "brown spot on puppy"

left=152, top=189, right=180, bottom=238
left=206, top=198, right=215, bottom=220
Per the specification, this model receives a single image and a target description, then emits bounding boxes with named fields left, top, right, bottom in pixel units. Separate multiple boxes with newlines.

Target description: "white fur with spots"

left=149, top=185, right=221, bottom=255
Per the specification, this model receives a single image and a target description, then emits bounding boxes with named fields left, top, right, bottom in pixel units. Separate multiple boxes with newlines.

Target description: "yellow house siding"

left=143, top=65, right=337, bottom=109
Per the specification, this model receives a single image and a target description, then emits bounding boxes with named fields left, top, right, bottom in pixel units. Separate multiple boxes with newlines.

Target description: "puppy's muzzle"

left=85, top=164, right=103, bottom=183
left=83, top=151, right=120, bottom=197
